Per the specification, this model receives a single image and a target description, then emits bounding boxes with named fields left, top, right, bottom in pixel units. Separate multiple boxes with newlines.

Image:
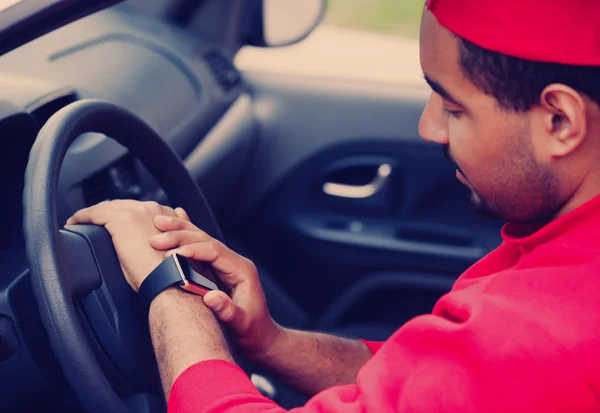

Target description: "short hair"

left=458, top=38, right=600, bottom=112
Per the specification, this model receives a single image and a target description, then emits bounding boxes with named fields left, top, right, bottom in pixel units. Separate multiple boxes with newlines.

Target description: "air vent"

left=27, top=88, right=79, bottom=126
left=204, top=50, right=241, bottom=92
left=82, top=170, right=113, bottom=206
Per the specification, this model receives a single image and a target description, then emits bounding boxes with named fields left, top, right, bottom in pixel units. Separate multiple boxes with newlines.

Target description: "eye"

left=443, top=106, right=463, bottom=119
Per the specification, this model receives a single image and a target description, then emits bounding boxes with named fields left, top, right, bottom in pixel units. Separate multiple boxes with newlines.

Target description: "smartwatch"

left=138, top=253, right=218, bottom=308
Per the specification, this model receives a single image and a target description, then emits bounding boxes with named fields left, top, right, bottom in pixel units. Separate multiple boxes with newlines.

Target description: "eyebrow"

left=423, top=74, right=464, bottom=107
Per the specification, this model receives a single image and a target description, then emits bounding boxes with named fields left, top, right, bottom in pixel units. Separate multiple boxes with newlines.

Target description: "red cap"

left=427, top=0, right=600, bottom=66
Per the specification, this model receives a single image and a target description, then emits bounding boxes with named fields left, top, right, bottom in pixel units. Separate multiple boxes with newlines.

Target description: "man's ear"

left=538, top=84, right=587, bottom=158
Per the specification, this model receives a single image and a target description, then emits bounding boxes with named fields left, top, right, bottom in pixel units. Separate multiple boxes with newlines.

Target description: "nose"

left=418, top=93, right=449, bottom=145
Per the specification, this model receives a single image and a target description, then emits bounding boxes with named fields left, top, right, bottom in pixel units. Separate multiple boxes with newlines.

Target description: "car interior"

left=0, top=0, right=504, bottom=411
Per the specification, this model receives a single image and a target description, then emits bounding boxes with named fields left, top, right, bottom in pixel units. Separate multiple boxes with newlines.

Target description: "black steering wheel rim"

left=23, top=99, right=222, bottom=412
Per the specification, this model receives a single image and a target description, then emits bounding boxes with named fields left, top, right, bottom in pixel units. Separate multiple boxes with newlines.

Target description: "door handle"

left=323, top=164, right=392, bottom=199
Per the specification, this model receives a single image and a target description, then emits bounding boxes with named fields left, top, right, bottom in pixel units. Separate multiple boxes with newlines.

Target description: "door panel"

left=233, top=50, right=503, bottom=331
left=231, top=72, right=431, bottom=217
left=238, top=134, right=503, bottom=321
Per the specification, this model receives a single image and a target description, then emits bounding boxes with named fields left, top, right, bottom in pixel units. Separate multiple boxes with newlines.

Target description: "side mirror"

left=249, top=0, right=325, bottom=47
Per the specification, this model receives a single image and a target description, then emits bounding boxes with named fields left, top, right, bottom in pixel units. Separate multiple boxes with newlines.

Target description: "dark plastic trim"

left=313, top=272, right=455, bottom=330
left=0, top=0, right=123, bottom=56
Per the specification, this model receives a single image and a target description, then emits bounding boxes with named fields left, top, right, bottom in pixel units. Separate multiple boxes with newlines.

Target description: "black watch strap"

left=138, top=255, right=183, bottom=309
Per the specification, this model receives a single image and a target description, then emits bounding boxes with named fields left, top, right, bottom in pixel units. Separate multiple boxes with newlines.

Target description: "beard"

left=468, top=187, right=503, bottom=221
left=442, top=142, right=561, bottom=225
left=443, top=145, right=498, bottom=218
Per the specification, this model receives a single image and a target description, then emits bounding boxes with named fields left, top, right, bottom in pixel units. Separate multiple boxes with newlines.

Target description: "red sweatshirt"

left=169, top=196, right=600, bottom=412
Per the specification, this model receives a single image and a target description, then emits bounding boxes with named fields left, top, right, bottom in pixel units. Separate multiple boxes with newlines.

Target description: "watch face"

left=175, top=254, right=219, bottom=294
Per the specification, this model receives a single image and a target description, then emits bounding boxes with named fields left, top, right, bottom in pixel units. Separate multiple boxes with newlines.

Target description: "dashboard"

left=0, top=6, right=253, bottom=411
left=0, top=6, right=248, bottom=216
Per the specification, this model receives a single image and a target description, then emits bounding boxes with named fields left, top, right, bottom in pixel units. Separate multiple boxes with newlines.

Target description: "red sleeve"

left=168, top=293, right=597, bottom=413
left=168, top=360, right=280, bottom=413
left=359, top=339, right=384, bottom=355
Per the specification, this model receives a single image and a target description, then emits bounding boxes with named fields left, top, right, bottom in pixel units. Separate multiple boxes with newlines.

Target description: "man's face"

left=418, top=10, right=561, bottom=224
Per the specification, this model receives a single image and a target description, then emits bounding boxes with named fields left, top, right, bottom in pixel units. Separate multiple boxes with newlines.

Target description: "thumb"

left=203, top=291, right=241, bottom=328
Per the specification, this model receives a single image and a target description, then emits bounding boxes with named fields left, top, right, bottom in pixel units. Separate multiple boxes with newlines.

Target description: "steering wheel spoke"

left=58, top=228, right=103, bottom=297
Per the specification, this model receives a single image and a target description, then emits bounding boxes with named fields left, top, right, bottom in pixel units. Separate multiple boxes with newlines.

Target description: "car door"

left=118, top=0, right=503, bottom=369
left=111, top=0, right=504, bottom=405
left=226, top=18, right=505, bottom=339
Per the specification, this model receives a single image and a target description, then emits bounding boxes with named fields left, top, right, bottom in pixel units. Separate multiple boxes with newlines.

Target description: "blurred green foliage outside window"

left=323, top=0, right=424, bottom=38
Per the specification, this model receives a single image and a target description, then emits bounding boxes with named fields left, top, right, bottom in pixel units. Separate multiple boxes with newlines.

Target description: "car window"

left=323, top=0, right=423, bottom=39
left=236, top=0, right=425, bottom=85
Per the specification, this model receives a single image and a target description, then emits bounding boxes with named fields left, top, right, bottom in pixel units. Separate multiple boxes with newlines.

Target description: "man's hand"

left=67, top=201, right=372, bottom=397
left=150, top=212, right=283, bottom=360
left=67, top=200, right=234, bottom=399
left=152, top=213, right=373, bottom=396
left=66, top=200, right=183, bottom=292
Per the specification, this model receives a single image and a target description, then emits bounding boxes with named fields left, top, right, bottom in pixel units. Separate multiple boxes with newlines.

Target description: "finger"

left=131, top=201, right=176, bottom=219
left=154, top=215, right=200, bottom=233
left=164, top=249, right=213, bottom=281
left=203, top=291, right=240, bottom=326
left=164, top=249, right=178, bottom=258
left=66, top=201, right=114, bottom=226
left=102, top=199, right=147, bottom=211
left=175, top=207, right=191, bottom=222
left=150, top=230, right=209, bottom=250
left=176, top=241, right=246, bottom=288
left=175, top=241, right=222, bottom=264
left=113, top=199, right=148, bottom=208
left=66, top=207, right=92, bottom=226
left=158, top=204, right=178, bottom=218
left=67, top=199, right=154, bottom=225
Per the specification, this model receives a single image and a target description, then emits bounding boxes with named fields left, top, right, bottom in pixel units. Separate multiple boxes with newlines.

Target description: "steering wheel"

left=23, top=100, right=223, bottom=413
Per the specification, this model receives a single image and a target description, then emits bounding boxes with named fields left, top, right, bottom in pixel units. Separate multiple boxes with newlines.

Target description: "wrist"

left=149, top=288, right=232, bottom=357
left=150, top=287, right=212, bottom=316
left=244, top=321, right=288, bottom=363
left=147, top=287, right=233, bottom=395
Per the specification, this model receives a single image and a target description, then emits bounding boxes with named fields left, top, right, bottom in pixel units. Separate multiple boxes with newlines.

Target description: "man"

left=67, top=0, right=600, bottom=411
